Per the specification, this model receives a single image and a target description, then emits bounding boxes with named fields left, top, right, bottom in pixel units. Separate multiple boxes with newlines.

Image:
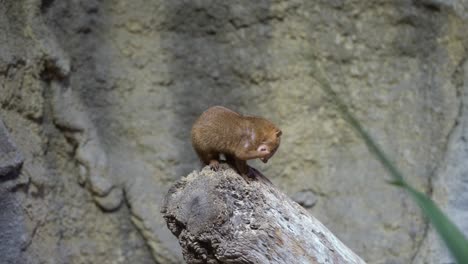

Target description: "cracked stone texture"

left=0, top=119, right=24, bottom=179
left=413, top=53, right=468, bottom=264
left=1, top=0, right=468, bottom=263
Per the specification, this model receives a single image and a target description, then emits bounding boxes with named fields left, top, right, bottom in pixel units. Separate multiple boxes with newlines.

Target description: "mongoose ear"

left=276, top=130, right=282, bottom=137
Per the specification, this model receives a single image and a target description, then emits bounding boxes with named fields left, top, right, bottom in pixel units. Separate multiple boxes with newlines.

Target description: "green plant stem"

left=313, top=65, right=468, bottom=263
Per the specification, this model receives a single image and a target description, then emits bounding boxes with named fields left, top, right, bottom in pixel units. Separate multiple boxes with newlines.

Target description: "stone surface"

left=93, top=187, right=124, bottom=212
left=0, top=187, right=28, bottom=264
left=1, top=0, right=468, bottom=263
left=0, top=1, right=154, bottom=263
left=0, top=119, right=24, bottom=180
left=291, top=189, right=318, bottom=208
left=0, top=118, right=27, bottom=264
left=413, top=49, right=468, bottom=264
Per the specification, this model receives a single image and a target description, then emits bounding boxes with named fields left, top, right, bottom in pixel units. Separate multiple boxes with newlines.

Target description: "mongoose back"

left=191, top=106, right=281, bottom=177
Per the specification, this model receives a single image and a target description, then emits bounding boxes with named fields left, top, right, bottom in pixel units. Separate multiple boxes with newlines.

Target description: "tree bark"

left=161, top=165, right=366, bottom=264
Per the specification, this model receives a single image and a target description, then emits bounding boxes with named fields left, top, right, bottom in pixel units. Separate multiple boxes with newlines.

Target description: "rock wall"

left=1, top=0, right=467, bottom=263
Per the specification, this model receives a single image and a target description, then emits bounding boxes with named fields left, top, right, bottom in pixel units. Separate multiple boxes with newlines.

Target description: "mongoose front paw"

left=209, top=160, right=220, bottom=171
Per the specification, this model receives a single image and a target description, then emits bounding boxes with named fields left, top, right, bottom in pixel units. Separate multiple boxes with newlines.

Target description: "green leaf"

left=313, top=64, right=468, bottom=263
left=405, top=185, right=468, bottom=263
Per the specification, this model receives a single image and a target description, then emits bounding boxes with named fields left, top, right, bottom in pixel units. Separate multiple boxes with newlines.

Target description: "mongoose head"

left=257, top=128, right=282, bottom=163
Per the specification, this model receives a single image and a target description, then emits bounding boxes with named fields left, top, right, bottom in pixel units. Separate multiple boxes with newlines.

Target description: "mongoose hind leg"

left=202, top=152, right=221, bottom=171
left=224, top=154, right=237, bottom=172
left=225, top=154, right=256, bottom=180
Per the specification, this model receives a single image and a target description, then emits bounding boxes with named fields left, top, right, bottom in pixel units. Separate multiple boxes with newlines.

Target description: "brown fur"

left=191, top=106, right=281, bottom=176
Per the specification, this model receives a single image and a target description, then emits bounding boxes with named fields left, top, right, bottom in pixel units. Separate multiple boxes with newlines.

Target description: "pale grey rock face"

left=413, top=50, right=468, bottom=264
left=291, top=189, right=318, bottom=209
left=0, top=119, right=26, bottom=264
left=1, top=0, right=467, bottom=263
left=0, top=120, right=24, bottom=179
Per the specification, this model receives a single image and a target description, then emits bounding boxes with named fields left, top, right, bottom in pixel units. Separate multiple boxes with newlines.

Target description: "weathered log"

left=161, top=165, right=366, bottom=264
